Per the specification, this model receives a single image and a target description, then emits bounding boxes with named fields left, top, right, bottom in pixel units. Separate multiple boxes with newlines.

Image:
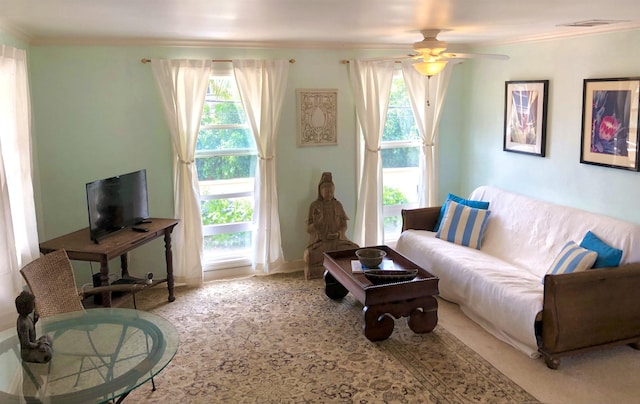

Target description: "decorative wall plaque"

left=296, top=88, right=338, bottom=146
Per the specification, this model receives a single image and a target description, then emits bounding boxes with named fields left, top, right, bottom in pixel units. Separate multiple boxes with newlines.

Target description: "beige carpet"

left=126, top=271, right=539, bottom=403
left=436, top=298, right=640, bottom=404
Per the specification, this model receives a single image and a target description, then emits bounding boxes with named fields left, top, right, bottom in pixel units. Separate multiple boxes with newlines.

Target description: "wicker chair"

left=19, top=249, right=149, bottom=316
left=19, top=249, right=157, bottom=392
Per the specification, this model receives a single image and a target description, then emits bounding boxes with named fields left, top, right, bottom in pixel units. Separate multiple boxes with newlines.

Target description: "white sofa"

left=396, top=185, right=640, bottom=367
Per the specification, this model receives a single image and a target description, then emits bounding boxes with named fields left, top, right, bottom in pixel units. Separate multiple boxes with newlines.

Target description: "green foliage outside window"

left=382, top=75, right=419, bottom=169
left=383, top=186, right=409, bottom=229
left=197, top=74, right=419, bottom=248
left=201, top=198, right=253, bottom=248
left=197, top=77, right=256, bottom=251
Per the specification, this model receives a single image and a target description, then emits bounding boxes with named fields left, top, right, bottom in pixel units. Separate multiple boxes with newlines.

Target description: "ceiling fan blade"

left=364, top=55, right=416, bottom=62
left=441, top=52, right=510, bottom=60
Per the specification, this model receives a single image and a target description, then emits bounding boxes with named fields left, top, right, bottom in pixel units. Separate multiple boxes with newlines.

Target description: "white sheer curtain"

left=151, top=59, right=212, bottom=287
left=401, top=62, right=454, bottom=207
left=232, top=60, right=289, bottom=273
left=349, top=60, right=395, bottom=247
left=0, top=45, right=40, bottom=329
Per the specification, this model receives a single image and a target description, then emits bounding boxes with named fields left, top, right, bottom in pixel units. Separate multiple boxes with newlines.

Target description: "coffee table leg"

left=407, top=296, right=438, bottom=334
left=363, top=305, right=395, bottom=341
left=323, top=270, right=348, bottom=300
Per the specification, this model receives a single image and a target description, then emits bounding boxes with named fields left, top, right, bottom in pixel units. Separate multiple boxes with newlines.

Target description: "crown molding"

left=476, top=21, right=640, bottom=48
left=0, top=20, right=33, bottom=44
left=28, top=36, right=409, bottom=50
left=17, top=22, right=640, bottom=50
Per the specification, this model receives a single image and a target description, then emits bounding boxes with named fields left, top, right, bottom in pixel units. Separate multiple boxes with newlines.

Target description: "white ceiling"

left=1, top=0, right=639, bottom=49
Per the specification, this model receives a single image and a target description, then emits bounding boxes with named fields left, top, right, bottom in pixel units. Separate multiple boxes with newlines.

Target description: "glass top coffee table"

left=0, top=308, right=179, bottom=403
left=323, top=245, right=439, bottom=341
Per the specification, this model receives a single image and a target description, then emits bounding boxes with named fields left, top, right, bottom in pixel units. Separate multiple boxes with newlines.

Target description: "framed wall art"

left=580, top=77, right=640, bottom=171
left=503, top=80, right=549, bottom=156
left=296, top=88, right=338, bottom=147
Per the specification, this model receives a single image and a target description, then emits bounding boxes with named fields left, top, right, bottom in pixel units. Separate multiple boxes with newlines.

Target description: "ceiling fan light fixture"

left=413, top=45, right=447, bottom=55
left=413, top=60, right=447, bottom=77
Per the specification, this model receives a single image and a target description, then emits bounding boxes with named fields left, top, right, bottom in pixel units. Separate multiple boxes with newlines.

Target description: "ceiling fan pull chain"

left=426, top=77, right=431, bottom=107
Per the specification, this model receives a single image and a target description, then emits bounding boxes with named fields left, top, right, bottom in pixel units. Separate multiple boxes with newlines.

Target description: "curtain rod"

left=141, top=58, right=296, bottom=64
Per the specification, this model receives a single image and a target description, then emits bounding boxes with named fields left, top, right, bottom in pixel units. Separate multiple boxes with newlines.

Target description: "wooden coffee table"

left=323, top=245, right=439, bottom=341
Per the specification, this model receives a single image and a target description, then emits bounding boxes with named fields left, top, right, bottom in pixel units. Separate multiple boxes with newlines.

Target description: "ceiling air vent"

left=558, top=19, right=629, bottom=28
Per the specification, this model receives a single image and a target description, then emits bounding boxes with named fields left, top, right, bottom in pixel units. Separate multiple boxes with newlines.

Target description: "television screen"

left=86, top=169, right=150, bottom=242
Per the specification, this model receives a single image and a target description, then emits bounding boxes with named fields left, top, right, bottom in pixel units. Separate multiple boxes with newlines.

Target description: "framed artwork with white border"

left=503, top=80, right=549, bottom=157
left=580, top=77, right=640, bottom=171
left=296, top=88, right=338, bottom=147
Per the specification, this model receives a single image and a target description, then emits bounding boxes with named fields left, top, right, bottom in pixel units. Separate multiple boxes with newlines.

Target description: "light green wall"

left=0, top=31, right=28, bottom=49
left=457, top=30, right=640, bottom=224
left=26, top=44, right=458, bottom=283
left=13, top=28, right=639, bottom=283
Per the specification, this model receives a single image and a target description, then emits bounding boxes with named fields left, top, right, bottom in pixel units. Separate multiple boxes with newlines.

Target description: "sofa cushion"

left=434, top=193, right=490, bottom=232
left=544, top=241, right=597, bottom=282
left=396, top=229, right=543, bottom=357
left=468, top=186, right=640, bottom=278
left=580, top=230, right=623, bottom=268
left=436, top=200, right=491, bottom=249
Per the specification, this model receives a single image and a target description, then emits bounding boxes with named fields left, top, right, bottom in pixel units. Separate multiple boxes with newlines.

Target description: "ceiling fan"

left=404, top=29, right=509, bottom=76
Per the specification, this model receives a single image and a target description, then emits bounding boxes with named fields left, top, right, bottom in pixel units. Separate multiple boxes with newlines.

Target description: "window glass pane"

left=196, top=127, right=255, bottom=151
left=202, top=77, right=246, bottom=121
left=381, top=147, right=419, bottom=169
left=196, top=155, right=257, bottom=181
left=204, top=232, right=252, bottom=251
left=201, top=197, right=253, bottom=226
left=197, top=74, right=256, bottom=268
left=383, top=167, right=419, bottom=205
left=384, top=215, right=403, bottom=240
left=381, top=71, right=420, bottom=243
left=383, top=75, right=420, bottom=142
left=201, top=100, right=246, bottom=126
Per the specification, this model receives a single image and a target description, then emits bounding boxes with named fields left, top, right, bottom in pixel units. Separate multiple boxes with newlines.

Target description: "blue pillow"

left=579, top=231, right=623, bottom=268
left=434, top=193, right=490, bottom=232
left=435, top=201, right=491, bottom=249
left=543, top=241, right=597, bottom=284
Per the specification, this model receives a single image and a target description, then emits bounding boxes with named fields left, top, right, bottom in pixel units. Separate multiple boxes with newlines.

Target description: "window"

left=196, top=74, right=257, bottom=269
left=381, top=70, right=420, bottom=242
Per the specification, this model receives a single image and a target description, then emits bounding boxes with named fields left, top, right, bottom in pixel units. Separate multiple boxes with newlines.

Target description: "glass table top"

left=0, top=308, right=179, bottom=403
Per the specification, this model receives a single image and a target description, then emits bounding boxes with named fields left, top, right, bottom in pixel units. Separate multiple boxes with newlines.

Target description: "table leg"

left=363, top=305, right=395, bottom=341
left=407, top=296, right=438, bottom=334
left=120, top=253, right=129, bottom=278
left=323, top=270, right=348, bottom=300
left=362, top=295, right=439, bottom=341
left=100, top=258, right=112, bottom=307
left=164, top=229, right=175, bottom=302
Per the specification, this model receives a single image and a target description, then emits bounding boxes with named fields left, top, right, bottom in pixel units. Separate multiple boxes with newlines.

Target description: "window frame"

left=196, top=71, right=257, bottom=269
left=380, top=70, right=421, bottom=243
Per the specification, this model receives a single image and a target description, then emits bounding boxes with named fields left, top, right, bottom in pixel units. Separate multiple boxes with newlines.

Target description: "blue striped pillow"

left=434, top=193, right=490, bottom=232
left=435, top=200, right=491, bottom=249
left=544, top=241, right=597, bottom=283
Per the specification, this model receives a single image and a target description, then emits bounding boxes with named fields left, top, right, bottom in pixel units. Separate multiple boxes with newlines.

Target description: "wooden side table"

left=39, top=218, right=180, bottom=307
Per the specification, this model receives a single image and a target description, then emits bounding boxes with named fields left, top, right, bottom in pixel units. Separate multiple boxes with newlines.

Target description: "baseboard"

left=203, top=259, right=305, bottom=282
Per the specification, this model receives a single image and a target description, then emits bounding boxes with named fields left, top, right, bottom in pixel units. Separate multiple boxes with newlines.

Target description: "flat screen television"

left=86, top=169, right=150, bottom=243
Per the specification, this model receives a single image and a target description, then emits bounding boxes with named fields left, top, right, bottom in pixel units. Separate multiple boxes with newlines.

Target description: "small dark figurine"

left=15, top=290, right=53, bottom=363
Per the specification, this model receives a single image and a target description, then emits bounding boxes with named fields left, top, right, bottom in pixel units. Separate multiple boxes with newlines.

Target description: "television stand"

left=39, top=218, right=180, bottom=307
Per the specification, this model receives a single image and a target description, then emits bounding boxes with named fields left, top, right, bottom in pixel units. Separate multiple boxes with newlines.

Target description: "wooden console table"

left=39, top=218, right=180, bottom=307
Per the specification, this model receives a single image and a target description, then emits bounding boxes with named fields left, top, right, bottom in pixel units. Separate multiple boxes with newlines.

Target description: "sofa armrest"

left=401, top=206, right=441, bottom=232
left=538, top=263, right=640, bottom=356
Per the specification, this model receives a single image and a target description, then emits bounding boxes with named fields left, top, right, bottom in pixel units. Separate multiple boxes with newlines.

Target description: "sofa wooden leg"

left=544, top=356, right=561, bottom=370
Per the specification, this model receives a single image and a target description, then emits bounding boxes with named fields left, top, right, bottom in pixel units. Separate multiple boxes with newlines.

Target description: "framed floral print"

left=503, top=80, right=549, bottom=157
left=580, top=77, right=640, bottom=171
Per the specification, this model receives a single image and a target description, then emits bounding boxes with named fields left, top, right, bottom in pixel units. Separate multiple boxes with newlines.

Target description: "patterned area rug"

left=128, top=271, right=538, bottom=403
